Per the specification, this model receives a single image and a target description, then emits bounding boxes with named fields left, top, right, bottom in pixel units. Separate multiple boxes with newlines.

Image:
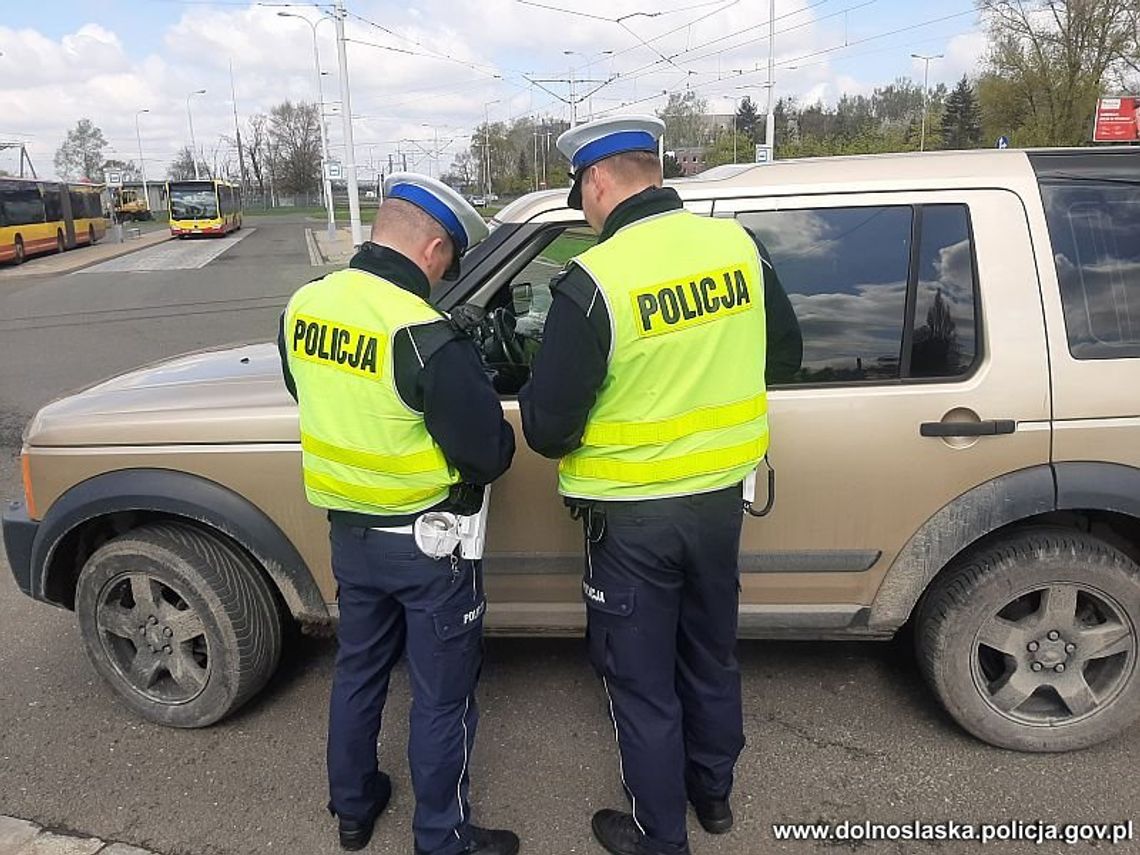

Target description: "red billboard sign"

left=1093, top=97, right=1139, bottom=142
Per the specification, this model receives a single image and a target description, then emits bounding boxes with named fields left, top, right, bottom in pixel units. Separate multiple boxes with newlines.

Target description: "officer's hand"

left=450, top=304, right=486, bottom=334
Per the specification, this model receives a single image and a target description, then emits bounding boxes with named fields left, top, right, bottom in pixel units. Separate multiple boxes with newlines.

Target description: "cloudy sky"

left=0, top=0, right=987, bottom=181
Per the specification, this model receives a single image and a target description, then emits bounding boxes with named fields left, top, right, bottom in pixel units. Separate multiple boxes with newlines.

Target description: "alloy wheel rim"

left=971, top=582, right=1136, bottom=727
left=96, top=573, right=211, bottom=704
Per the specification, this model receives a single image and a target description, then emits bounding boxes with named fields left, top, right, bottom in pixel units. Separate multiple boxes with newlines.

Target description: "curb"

left=304, top=227, right=323, bottom=267
left=0, top=816, right=163, bottom=855
left=0, top=231, right=172, bottom=280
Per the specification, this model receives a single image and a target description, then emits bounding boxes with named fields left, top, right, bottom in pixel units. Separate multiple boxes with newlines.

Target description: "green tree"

left=978, top=0, right=1139, bottom=146
left=735, top=97, right=760, bottom=142
left=662, top=153, right=684, bottom=179
left=940, top=76, right=983, bottom=150
left=657, top=90, right=709, bottom=148
left=705, top=132, right=754, bottom=167
left=54, top=118, right=107, bottom=181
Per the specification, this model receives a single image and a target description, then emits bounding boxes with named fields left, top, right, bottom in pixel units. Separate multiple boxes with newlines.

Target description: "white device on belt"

left=413, top=486, right=491, bottom=560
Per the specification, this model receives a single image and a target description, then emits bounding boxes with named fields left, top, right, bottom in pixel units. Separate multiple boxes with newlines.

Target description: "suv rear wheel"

left=917, top=528, right=1140, bottom=752
left=75, top=523, right=283, bottom=728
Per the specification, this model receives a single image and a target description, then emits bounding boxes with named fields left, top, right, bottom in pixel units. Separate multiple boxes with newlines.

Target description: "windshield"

left=169, top=183, right=218, bottom=219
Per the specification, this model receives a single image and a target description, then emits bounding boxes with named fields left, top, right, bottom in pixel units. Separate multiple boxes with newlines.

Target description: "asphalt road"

left=1, top=218, right=1137, bottom=855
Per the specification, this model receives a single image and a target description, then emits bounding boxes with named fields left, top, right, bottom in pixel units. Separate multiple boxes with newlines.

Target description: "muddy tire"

left=75, top=523, right=283, bottom=728
left=917, top=528, right=1140, bottom=752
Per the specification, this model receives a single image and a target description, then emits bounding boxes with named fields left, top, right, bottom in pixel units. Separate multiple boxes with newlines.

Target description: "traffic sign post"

left=104, top=171, right=123, bottom=187
left=325, top=162, right=343, bottom=181
left=754, top=144, right=774, bottom=164
left=997, top=136, right=1010, bottom=150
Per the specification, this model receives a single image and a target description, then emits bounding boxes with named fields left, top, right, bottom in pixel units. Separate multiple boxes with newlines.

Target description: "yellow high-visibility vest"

left=284, top=268, right=459, bottom=515
left=559, top=209, right=769, bottom=500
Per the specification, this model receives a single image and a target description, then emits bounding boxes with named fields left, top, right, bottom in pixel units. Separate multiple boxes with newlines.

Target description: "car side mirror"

left=511, top=283, right=534, bottom=315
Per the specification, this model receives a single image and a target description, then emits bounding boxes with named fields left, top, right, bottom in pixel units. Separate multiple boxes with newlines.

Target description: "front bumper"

left=2, top=499, right=38, bottom=597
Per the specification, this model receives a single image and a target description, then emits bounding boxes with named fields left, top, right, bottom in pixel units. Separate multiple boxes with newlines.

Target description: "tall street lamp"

left=279, top=11, right=336, bottom=237
left=186, top=89, right=206, bottom=180
left=483, top=99, right=500, bottom=199
left=135, top=109, right=150, bottom=214
left=912, top=53, right=942, bottom=152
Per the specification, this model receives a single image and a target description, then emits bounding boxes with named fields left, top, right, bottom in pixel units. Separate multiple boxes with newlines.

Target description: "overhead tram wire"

left=586, top=6, right=980, bottom=119
left=526, top=0, right=857, bottom=120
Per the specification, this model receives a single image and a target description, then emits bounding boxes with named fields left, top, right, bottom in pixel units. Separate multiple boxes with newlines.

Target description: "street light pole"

left=279, top=11, right=336, bottom=238
left=135, top=108, right=150, bottom=213
left=186, top=89, right=206, bottom=180
left=334, top=0, right=363, bottom=246
left=912, top=53, right=942, bottom=152
left=483, top=99, right=499, bottom=199
left=765, top=0, right=775, bottom=153
left=228, top=60, right=248, bottom=196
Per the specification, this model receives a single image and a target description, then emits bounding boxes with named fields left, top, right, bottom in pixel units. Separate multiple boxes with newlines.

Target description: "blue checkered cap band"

left=572, top=130, right=659, bottom=171
left=386, top=183, right=469, bottom=254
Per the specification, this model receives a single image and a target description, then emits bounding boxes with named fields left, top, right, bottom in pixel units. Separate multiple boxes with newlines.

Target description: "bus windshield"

left=169, top=183, right=218, bottom=219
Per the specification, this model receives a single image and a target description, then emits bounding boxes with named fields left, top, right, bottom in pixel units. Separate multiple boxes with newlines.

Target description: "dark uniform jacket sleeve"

left=395, top=320, right=516, bottom=486
left=518, top=265, right=610, bottom=459
left=277, top=311, right=298, bottom=401
left=749, top=233, right=804, bottom=385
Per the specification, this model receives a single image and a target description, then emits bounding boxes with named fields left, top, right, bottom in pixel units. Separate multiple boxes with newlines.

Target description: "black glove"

left=448, top=482, right=486, bottom=516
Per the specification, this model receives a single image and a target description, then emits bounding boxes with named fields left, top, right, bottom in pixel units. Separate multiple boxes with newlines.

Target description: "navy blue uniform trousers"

left=583, top=486, right=746, bottom=855
left=327, top=519, right=485, bottom=855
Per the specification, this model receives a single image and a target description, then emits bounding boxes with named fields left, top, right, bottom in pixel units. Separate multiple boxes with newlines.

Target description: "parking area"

left=1, top=217, right=1137, bottom=855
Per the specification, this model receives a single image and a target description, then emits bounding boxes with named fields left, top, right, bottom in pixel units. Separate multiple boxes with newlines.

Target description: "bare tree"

left=243, top=113, right=270, bottom=199
left=978, top=0, right=1140, bottom=145
left=168, top=146, right=211, bottom=181
left=268, top=100, right=321, bottom=195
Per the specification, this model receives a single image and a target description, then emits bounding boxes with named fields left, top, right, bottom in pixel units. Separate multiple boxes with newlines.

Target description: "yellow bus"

left=0, top=179, right=107, bottom=265
left=168, top=179, right=242, bottom=237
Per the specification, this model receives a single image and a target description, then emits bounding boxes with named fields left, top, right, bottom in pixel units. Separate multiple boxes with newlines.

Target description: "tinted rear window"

left=1040, top=181, right=1140, bottom=359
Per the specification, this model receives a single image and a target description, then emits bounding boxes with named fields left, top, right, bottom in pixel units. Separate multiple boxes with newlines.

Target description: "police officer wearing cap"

left=279, top=173, right=519, bottom=855
left=519, top=117, right=774, bottom=855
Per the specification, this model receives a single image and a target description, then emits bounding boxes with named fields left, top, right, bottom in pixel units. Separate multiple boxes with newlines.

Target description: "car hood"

left=25, top=343, right=299, bottom=447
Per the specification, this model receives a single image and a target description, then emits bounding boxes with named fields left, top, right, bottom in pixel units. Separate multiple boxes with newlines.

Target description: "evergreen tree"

left=940, top=75, right=983, bottom=150
left=735, top=97, right=760, bottom=142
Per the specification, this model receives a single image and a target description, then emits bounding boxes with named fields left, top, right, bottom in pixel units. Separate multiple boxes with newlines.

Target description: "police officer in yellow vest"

left=279, top=174, right=518, bottom=855
left=519, top=118, right=768, bottom=855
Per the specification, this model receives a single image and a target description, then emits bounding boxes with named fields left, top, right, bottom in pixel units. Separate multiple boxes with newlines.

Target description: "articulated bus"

left=167, top=179, right=242, bottom=237
left=0, top=179, right=106, bottom=265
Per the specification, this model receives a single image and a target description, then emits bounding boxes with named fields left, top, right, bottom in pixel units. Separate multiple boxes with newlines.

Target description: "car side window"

left=737, top=203, right=980, bottom=386
left=910, top=205, right=978, bottom=378
left=1040, top=182, right=1140, bottom=360
left=738, top=206, right=913, bottom=383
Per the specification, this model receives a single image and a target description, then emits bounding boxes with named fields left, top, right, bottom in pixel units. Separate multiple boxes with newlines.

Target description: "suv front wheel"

left=917, top=528, right=1140, bottom=752
left=75, top=523, right=283, bottom=728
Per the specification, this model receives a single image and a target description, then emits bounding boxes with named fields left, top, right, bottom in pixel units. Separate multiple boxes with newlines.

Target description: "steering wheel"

left=492, top=307, right=527, bottom=365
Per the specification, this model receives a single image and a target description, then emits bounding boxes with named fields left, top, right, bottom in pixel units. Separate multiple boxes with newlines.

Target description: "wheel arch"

left=870, top=463, right=1140, bottom=633
left=31, top=468, right=329, bottom=627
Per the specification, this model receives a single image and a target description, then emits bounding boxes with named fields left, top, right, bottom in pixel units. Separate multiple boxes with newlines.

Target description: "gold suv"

left=5, top=148, right=1139, bottom=752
